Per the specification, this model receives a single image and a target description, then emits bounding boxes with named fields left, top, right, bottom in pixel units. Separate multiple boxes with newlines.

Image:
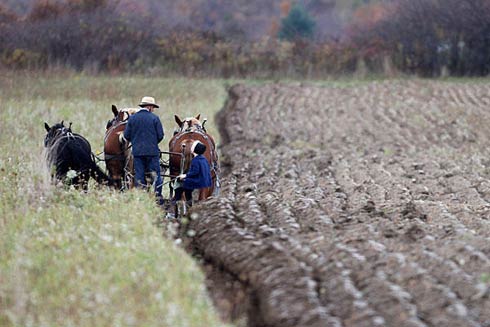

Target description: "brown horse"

left=104, top=105, right=137, bottom=190
left=169, top=114, right=219, bottom=201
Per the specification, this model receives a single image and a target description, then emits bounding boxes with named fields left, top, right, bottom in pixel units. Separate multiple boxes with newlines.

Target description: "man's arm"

left=178, top=160, right=199, bottom=181
left=123, top=119, right=132, bottom=141
left=155, top=118, right=164, bottom=143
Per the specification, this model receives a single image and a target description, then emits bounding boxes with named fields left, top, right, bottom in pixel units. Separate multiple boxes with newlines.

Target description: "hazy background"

left=1, top=0, right=489, bottom=77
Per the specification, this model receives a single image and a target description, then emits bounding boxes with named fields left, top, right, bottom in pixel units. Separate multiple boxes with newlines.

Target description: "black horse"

left=44, top=121, right=111, bottom=189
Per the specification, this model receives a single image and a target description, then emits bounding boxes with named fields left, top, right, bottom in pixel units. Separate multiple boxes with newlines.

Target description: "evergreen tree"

left=278, top=3, right=316, bottom=41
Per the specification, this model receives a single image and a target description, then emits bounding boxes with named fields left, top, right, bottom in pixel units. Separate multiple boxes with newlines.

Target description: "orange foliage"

left=343, top=2, right=394, bottom=59
left=268, top=18, right=280, bottom=37
left=351, top=3, right=391, bottom=30
left=280, top=0, right=291, bottom=17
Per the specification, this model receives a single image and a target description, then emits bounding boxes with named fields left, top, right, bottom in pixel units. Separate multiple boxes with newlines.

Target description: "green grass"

left=0, top=71, right=229, bottom=146
left=0, top=72, right=230, bottom=327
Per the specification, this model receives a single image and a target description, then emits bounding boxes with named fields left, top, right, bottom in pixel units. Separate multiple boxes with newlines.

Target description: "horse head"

left=106, top=105, right=140, bottom=129
left=174, top=114, right=204, bottom=134
left=44, top=120, right=72, bottom=147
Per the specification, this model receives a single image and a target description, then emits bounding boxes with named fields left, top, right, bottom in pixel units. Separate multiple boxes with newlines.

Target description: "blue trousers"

left=133, top=155, right=162, bottom=197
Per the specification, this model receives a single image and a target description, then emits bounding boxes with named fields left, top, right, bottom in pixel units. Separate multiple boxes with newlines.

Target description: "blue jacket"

left=184, top=155, right=212, bottom=190
left=124, top=110, right=164, bottom=156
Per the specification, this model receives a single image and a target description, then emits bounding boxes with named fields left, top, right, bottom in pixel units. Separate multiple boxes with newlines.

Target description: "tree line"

left=351, top=0, right=490, bottom=76
left=1, top=0, right=490, bottom=77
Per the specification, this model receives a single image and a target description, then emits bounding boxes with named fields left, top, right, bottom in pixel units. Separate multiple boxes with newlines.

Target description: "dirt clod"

left=186, top=81, right=490, bottom=327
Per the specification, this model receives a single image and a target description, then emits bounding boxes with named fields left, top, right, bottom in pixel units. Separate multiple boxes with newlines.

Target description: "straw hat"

left=138, top=96, right=160, bottom=108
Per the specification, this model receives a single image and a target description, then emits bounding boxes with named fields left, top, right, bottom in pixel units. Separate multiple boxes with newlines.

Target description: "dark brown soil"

left=183, top=81, right=490, bottom=327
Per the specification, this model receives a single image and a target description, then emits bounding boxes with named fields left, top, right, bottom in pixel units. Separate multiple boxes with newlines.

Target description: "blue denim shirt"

left=124, top=109, right=164, bottom=156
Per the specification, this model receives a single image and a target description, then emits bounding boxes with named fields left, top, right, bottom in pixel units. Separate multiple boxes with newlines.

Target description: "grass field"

left=0, top=71, right=230, bottom=327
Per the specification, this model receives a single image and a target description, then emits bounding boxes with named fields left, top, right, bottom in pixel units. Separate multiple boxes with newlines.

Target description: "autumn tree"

left=278, top=3, right=316, bottom=41
left=346, top=0, right=490, bottom=76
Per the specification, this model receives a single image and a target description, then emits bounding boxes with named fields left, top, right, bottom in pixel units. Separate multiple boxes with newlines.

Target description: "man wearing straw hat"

left=122, top=96, right=164, bottom=203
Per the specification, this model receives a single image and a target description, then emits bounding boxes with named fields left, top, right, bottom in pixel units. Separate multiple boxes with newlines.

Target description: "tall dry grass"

left=0, top=71, right=230, bottom=327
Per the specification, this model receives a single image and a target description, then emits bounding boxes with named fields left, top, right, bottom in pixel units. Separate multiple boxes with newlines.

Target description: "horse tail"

left=72, top=134, right=111, bottom=186
left=92, top=162, right=113, bottom=186
left=89, top=155, right=113, bottom=186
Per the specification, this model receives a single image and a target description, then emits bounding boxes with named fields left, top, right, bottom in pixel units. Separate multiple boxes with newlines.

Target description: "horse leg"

left=78, top=171, right=90, bottom=191
left=169, top=183, right=174, bottom=200
left=127, top=155, right=134, bottom=189
left=198, top=189, right=205, bottom=201
left=177, top=200, right=187, bottom=217
left=198, top=187, right=212, bottom=200
left=89, top=161, right=111, bottom=186
left=111, top=174, right=123, bottom=191
left=82, top=175, right=90, bottom=191
left=68, top=173, right=87, bottom=190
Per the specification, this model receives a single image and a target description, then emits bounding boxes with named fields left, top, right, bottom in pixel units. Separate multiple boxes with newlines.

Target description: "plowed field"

left=187, top=81, right=490, bottom=327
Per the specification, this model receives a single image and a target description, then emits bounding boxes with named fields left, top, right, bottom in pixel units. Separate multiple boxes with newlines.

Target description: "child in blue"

left=174, top=140, right=212, bottom=207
